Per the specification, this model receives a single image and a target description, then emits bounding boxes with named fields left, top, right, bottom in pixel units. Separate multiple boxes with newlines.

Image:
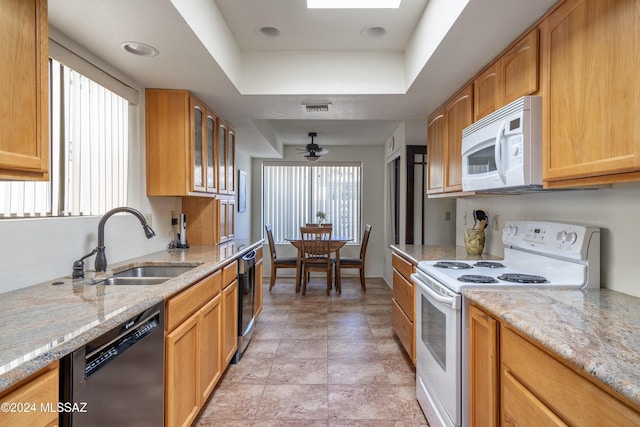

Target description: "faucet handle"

left=72, top=248, right=98, bottom=279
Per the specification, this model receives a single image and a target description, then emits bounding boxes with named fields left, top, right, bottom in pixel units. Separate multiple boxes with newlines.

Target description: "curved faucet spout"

left=95, top=207, right=156, bottom=272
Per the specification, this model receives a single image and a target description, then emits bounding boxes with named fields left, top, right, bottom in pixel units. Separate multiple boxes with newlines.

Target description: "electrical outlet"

left=144, top=213, right=153, bottom=227
left=462, top=212, right=467, bottom=226
left=493, top=214, right=500, bottom=231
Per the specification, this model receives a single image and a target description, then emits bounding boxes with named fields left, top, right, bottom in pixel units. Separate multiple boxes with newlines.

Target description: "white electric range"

left=411, top=220, right=600, bottom=427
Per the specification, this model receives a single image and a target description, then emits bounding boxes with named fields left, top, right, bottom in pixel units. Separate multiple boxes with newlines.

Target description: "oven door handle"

left=412, top=274, right=460, bottom=310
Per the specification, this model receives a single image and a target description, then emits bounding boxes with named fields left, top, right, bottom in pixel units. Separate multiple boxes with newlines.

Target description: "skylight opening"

left=307, top=0, right=401, bottom=9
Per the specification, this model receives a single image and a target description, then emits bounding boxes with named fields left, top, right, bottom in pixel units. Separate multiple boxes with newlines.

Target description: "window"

left=263, top=163, right=362, bottom=243
left=0, top=58, right=129, bottom=218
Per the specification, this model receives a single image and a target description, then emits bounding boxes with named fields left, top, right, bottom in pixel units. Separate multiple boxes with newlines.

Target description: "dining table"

left=285, top=236, right=352, bottom=294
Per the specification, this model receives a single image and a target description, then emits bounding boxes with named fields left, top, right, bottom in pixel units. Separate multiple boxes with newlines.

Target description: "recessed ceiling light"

left=257, top=26, right=281, bottom=38
left=307, top=0, right=400, bottom=8
left=121, top=42, right=159, bottom=57
left=361, top=26, right=387, bottom=38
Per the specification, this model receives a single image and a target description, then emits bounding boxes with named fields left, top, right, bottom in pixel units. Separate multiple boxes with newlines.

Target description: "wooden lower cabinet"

left=165, top=270, right=226, bottom=427
left=469, top=304, right=640, bottom=426
left=0, top=361, right=58, bottom=427
left=255, top=255, right=264, bottom=317
left=468, top=305, right=499, bottom=427
left=222, top=279, right=239, bottom=366
left=165, top=312, right=200, bottom=427
left=391, top=252, right=416, bottom=362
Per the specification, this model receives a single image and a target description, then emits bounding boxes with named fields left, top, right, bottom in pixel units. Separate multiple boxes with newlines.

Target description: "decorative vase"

left=464, top=229, right=485, bottom=255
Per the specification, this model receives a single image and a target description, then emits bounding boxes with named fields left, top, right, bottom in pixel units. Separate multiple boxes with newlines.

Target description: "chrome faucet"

left=72, top=207, right=156, bottom=278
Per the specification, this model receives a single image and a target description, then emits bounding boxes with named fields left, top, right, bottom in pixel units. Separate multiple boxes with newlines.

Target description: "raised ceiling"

left=48, top=0, right=557, bottom=157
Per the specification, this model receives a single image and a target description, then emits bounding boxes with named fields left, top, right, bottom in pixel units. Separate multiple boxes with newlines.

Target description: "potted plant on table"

left=316, top=211, right=326, bottom=225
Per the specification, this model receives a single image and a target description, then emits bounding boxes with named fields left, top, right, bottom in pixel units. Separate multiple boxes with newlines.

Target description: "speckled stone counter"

left=0, top=240, right=262, bottom=392
left=390, top=244, right=500, bottom=264
left=464, top=288, right=640, bottom=407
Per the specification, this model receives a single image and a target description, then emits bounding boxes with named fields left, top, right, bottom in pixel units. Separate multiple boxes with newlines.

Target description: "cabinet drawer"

left=222, top=260, right=238, bottom=287
left=392, top=269, right=414, bottom=319
left=391, top=252, right=414, bottom=280
left=501, top=326, right=640, bottom=426
left=502, top=369, right=567, bottom=426
left=166, top=270, right=222, bottom=332
left=0, top=361, right=58, bottom=427
left=392, top=299, right=414, bottom=359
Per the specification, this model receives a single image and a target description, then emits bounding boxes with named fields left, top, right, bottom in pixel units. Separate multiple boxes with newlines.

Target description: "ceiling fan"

left=297, top=132, right=329, bottom=161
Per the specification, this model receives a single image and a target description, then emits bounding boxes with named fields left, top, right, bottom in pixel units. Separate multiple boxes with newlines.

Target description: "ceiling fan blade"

left=316, top=148, right=329, bottom=156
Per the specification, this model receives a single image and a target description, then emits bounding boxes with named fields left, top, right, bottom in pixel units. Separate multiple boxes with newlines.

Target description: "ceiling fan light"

left=305, top=154, right=321, bottom=161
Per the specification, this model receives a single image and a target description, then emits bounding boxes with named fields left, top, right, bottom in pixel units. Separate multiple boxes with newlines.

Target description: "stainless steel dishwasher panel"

left=61, top=302, right=165, bottom=427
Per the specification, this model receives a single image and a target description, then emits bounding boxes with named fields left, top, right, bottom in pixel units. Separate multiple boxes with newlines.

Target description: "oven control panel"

left=502, top=220, right=600, bottom=261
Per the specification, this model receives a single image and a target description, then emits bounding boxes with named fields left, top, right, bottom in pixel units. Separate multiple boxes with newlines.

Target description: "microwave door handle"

left=494, top=121, right=506, bottom=183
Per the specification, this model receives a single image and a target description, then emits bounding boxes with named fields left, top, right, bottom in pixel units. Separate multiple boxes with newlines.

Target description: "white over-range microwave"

left=462, top=96, right=542, bottom=192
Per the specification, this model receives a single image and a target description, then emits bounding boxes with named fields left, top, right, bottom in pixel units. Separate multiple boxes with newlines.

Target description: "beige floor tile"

left=268, top=358, right=328, bottom=384
left=276, top=339, right=328, bottom=359
left=327, top=339, right=379, bottom=359
left=328, top=359, right=388, bottom=385
left=256, top=384, right=329, bottom=420
left=195, top=278, right=428, bottom=426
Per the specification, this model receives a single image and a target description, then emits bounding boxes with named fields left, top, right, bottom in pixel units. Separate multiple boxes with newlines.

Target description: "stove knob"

left=567, top=232, right=578, bottom=244
left=506, top=225, right=518, bottom=236
left=557, top=231, right=568, bottom=243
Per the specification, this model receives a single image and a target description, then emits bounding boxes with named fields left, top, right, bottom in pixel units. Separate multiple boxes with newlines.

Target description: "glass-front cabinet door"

left=218, top=120, right=227, bottom=194
left=206, top=111, right=217, bottom=193
left=226, top=128, right=235, bottom=194
left=190, top=99, right=206, bottom=193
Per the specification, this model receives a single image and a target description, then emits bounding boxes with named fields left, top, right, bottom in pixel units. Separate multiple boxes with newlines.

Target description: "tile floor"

left=195, top=277, right=429, bottom=426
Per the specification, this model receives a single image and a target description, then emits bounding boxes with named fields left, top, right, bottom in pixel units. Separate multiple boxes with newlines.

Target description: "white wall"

left=233, top=147, right=252, bottom=241
left=251, top=144, right=386, bottom=281
left=456, top=183, right=640, bottom=298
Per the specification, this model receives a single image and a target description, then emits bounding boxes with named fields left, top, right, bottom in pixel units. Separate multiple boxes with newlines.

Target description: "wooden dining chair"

left=337, top=224, right=372, bottom=291
left=299, top=226, right=334, bottom=295
left=265, top=224, right=299, bottom=291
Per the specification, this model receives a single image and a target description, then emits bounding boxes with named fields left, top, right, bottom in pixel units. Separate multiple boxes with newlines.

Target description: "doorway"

left=406, top=145, right=426, bottom=244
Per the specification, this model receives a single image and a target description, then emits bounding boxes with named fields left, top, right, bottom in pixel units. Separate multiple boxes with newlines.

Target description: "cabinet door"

left=255, top=258, right=263, bottom=317
left=468, top=305, right=499, bottom=427
left=165, top=313, right=200, bottom=427
left=218, top=198, right=229, bottom=243
left=427, top=109, right=446, bottom=194
left=222, top=279, right=239, bottom=366
left=190, top=98, right=206, bottom=193
left=205, top=110, right=217, bottom=193
left=444, top=85, right=473, bottom=192
left=0, top=0, right=48, bottom=180
left=226, top=199, right=235, bottom=240
left=199, top=293, right=222, bottom=402
left=500, top=28, right=539, bottom=105
left=218, top=120, right=228, bottom=194
left=226, top=128, right=235, bottom=194
left=543, top=0, right=640, bottom=184
left=474, top=63, right=500, bottom=122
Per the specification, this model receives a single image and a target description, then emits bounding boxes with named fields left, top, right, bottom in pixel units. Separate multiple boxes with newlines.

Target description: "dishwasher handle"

left=85, top=313, right=161, bottom=378
left=239, top=249, right=257, bottom=274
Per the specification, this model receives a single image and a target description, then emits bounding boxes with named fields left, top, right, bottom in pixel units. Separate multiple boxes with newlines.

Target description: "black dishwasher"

left=232, top=249, right=256, bottom=363
left=60, top=302, right=164, bottom=426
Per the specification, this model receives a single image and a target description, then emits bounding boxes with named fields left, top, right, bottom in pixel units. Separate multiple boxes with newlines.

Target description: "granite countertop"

left=0, top=240, right=262, bottom=392
left=390, top=244, right=500, bottom=264
left=464, top=288, right=640, bottom=407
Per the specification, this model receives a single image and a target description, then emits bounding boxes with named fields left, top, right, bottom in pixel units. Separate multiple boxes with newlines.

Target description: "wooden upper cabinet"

left=474, top=28, right=539, bottom=122
left=474, top=64, right=500, bottom=122
left=542, top=0, right=640, bottom=186
left=205, top=110, right=217, bottom=193
left=500, top=28, right=539, bottom=105
left=427, top=84, right=473, bottom=194
left=217, top=119, right=228, bottom=194
left=0, top=0, right=49, bottom=180
left=146, top=89, right=216, bottom=197
left=444, top=84, right=473, bottom=193
left=227, top=128, right=236, bottom=194
left=427, top=109, right=446, bottom=194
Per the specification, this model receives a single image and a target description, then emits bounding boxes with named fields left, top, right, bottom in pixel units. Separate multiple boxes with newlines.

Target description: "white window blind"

left=0, top=58, right=129, bottom=218
left=263, top=163, right=362, bottom=243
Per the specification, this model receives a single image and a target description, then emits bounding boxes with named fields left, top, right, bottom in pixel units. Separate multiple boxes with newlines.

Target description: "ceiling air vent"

left=304, top=103, right=330, bottom=112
